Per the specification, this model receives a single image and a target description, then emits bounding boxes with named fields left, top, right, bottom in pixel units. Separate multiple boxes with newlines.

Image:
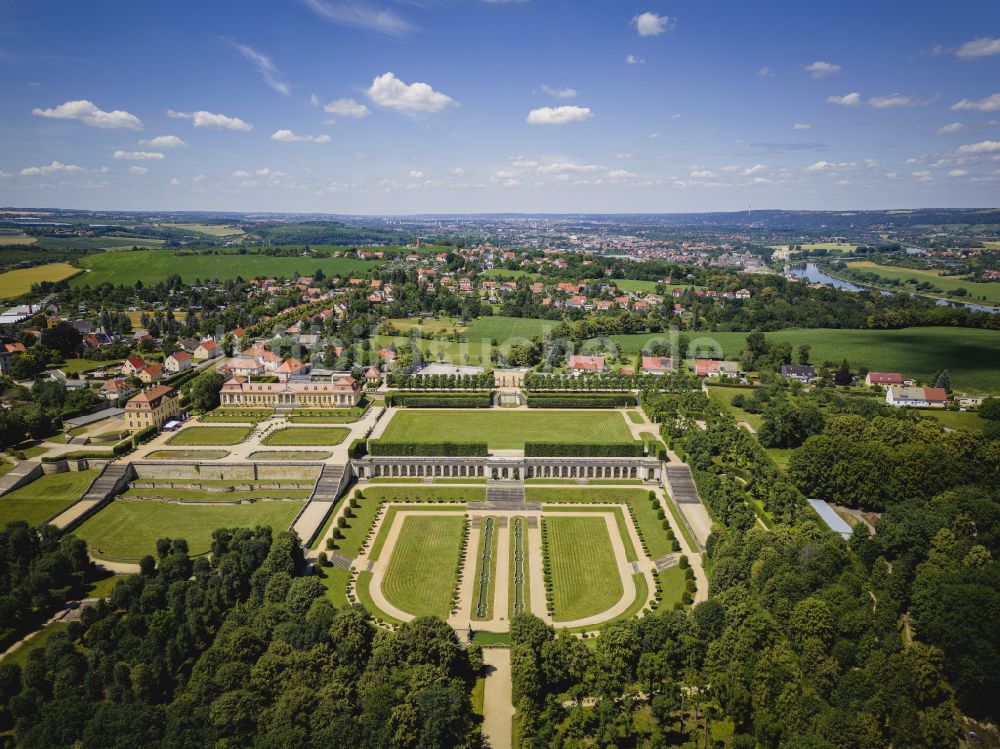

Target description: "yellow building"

left=220, top=375, right=361, bottom=408
left=125, top=384, right=180, bottom=432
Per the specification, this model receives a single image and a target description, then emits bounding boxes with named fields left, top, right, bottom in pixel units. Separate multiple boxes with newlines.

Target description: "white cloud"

left=805, top=60, right=841, bottom=77
left=129, top=166, right=148, bottom=175
left=232, top=170, right=251, bottom=178
left=827, top=92, right=862, bottom=107
left=911, top=170, right=933, bottom=182
left=270, top=129, right=331, bottom=143
left=937, top=122, right=964, bottom=135
left=793, top=122, right=811, bottom=130
left=952, top=93, right=1000, bottom=112
left=168, top=177, right=182, bottom=186
left=138, top=135, right=186, bottom=148
left=615, top=152, right=633, bottom=159
left=323, top=98, right=371, bottom=117
left=366, top=72, right=454, bottom=113
left=957, top=140, right=1000, bottom=154
left=869, top=93, right=927, bottom=108
left=526, top=105, right=592, bottom=125
left=626, top=54, right=644, bottom=65
left=947, top=169, right=969, bottom=177
left=632, top=12, right=673, bottom=36
left=309, top=94, right=320, bottom=107
left=805, top=160, right=855, bottom=171
left=113, top=150, right=164, bottom=160
left=408, top=170, right=424, bottom=178
left=32, top=99, right=143, bottom=130
left=689, top=169, right=714, bottom=178
left=536, top=162, right=602, bottom=174
left=955, top=37, right=1000, bottom=59
left=224, top=38, right=290, bottom=95
left=19, top=160, right=83, bottom=176
left=757, top=66, right=773, bottom=77
left=539, top=84, right=577, bottom=99
left=167, top=109, right=253, bottom=130
left=608, top=169, right=636, bottom=179
left=648, top=132, right=660, bottom=139
left=299, top=0, right=414, bottom=38
left=743, top=164, right=767, bottom=175
left=0, top=170, right=10, bottom=178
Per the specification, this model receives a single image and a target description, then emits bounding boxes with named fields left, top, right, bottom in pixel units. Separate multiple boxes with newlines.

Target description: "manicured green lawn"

left=627, top=410, right=645, bottom=424
left=356, top=571, right=404, bottom=626
left=919, top=410, right=988, bottom=433
left=147, top=449, right=229, bottom=460
left=707, top=386, right=763, bottom=429
left=545, top=516, right=623, bottom=622
left=471, top=517, right=499, bottom=621
left=75, top=499, right=304, bottom=560
left=85, top=572, right=130, bottom=599
left=122, top=488, right=311, bottom=501
left=247, top=451, right=332, bottom=461
left=71, top=249, right=381, bottom=287
left=509, top=516, right=530, bottom=618
left=608, top=327, right=1000, bottom=393
left=543, top=506, right=638, bottom=562
left=314, top=565, right=351, bottom=609
left=525, top=487, right=648, bottom=504
left=380, top=409, right=635, bottom=449
left=198, top=408, right=273, bottom=424
left=264, top=427, right=349, bottom=446
left=325, top=493, right=385, bottom=556
left=167, top=427, right=250, bottom=446
left=0, top=470, right=98, bottom=527
left=658, top=565, right=687, bottom=609
left=381, top=514, right=464, bottom=618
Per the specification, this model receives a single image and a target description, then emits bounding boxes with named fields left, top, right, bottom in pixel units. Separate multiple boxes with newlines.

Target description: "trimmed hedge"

left=348, top=438, right=368, bottom=459
left=367, top=440, right=488, bottom=457
left=525, top=392, right=636, bottom=408
left=523, top=442, right=645, bottom=457
left=385, top=391, right=492, bottom=408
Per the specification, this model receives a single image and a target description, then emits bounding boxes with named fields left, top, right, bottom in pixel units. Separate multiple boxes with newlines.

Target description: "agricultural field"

left=605, top=279, right=704, bottom=295
left=379, top=409, right=636, bottom=450
left=0, top=234, right=36, bottom=246
left=34, top=236, right=165, bottom=251
left=381, top=514, right=464, bottom=618
left=770, top=242, right=858, bottom=252
left=845, top=260, right=1000, bottom=306
left=70, top=249, right=381, bottom=286
left=162, top=223, right=244, bottom=237
left=463, top=316, right=556, bottom=343
left=0, top=262, right=81, bottom=299
left=263, top=427, right=349, bottom=446
left=0, top=469, right=98, bottom=527
left=607, top=327, right=1000, bottom=393
left=387, top=316, right=468, bottom=334
left=545, top=516, right=623, bottom=621
left=75, top=498, right=304, bottom=560
left=167, top=427, right=250, bottom=446
left=919, top=410, right=989, bottom=433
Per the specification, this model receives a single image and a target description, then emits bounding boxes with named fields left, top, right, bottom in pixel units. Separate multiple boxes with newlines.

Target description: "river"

left=783, top=263, right=997, bottom=314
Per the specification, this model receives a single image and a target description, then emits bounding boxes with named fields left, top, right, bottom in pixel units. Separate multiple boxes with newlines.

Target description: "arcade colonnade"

left=354, top=457, right=662, bottom=482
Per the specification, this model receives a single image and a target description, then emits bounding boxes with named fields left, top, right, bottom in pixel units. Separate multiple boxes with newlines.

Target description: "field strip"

left=492, top=520, right=510, bottom=625
left=526, top=520, right=548, bottom=622
left=454, top=522, right=481, bottom=624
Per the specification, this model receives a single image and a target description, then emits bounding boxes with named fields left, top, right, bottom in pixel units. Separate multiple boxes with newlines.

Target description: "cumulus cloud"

left=626, top=54, right=644, bottom=64
left=869, top=93, right=928, bottom=108
left=299, top=0, right=414, bottom=39
left=323, top=98, right=371, bottom=117
left=138, top=135, right=186, bottom=148
left=19, top=160, right=83, bottom=176
left=947, top=169, right=969, bottom=177
left=827, top=92, right=862, bottom=107
left=608, top=169, right=636, bottom=179
left=743, top=164, right=767, bottom=175
left=632, top=11, right=673, bottom=36
left=224, top=38, right=290, bottom=95
left=937, top=122, right=964, bottom=135
left=168, top=109, right=253, bottom=130
left=793, top=122, right=811, bottom=130
left=32, top=99, right=143, bottom=130
left=526, top=105, right=592, bottom=125
left=805, top=160, right=855, bottom=171
left=757, top=66, right=773, bottom=77
left=366, top=72, right=454, bottom=113
left=539, top=84, right=577, bottom=99
left=951, top=93, right=1000, bottom=112
left=408, top=170, right=423, bottom=178
left=804, top=61, right=841, bottom=77
left=957, top=140, right=1000, bottom=154
left=270, top=129, right=331, bottom=142
left=113, top=150, right=164, bottom=160
left=955, top=37, right=1000, bottom=59
left=129, top=166, right=148, bottom=175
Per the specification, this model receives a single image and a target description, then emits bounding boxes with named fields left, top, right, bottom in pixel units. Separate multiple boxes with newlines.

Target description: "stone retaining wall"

left=132, top=462, right=322, bottom=481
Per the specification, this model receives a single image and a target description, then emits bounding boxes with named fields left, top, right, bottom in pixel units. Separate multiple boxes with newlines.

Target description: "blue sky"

left=1, top=0, right=999, bottom=213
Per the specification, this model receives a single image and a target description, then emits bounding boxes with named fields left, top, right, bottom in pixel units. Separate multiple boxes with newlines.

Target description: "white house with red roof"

left=641, top=356, right=674, bottom=375
left=567, top=355, right=606, bottom=373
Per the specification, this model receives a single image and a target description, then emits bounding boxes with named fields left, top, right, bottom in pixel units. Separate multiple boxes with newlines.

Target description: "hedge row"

left=367, top=441, right=489, bottom=457
left=385, top=391, right=492, bottom=408
left=525, top=392, right=636, bottom=408
left=523, top=442, right=645, bottom=457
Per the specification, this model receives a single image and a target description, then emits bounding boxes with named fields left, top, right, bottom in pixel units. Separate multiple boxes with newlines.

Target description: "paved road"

left=482, top=648, right=514, bottom=749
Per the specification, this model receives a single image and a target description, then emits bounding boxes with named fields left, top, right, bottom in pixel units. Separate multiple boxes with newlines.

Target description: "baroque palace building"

left=220, top=375, right=362, bottom=409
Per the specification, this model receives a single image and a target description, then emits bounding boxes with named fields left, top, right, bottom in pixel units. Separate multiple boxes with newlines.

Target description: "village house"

left=865, top=372, right=906, bottom=388
left=275, top=357, right=307, bottom=380
left=193, top=340, right=220, bottom=360
left=137, top=363, right=163, bottom=384
left=641, top=356, right=674, bottom=375
left=223, top=357, right=265, bottom=377
left=567, top=355, right=607, bottom=373
left=121, top=355, right=147, bottom=377
left=164, top=351, right=193, bottom=373
left=886, top=386, right=949, bottom=408
left=100, top=378, right=133, bottom=401
left=779, top=364, right=817, bottom=383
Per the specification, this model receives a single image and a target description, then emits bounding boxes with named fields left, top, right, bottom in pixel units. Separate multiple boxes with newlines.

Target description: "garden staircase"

left=664, top=465, right=701, bottom=504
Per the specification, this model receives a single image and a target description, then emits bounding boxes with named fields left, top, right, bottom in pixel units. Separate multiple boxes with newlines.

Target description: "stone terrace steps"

left=0, top=461, right=42, bottom=496
left=483, top=482, right=540, bottom=511
left=82, top=463, right=130, bottom=501
left=328, top=552, right=353, bottom=570
left=664, top=465, right=702, bottom=505
left=311, top=464, right=346, bottom=503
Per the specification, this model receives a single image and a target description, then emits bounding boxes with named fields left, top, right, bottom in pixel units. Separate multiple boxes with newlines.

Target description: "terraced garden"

left=167, top=427, right=251, bottom=446
left=544, top=516, right=624, bottom=622
left=0, top=470, right=99, bottom=527
left=263, top=427, right=350, bottom=446
left=381, top=514, right=465, bottom=618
